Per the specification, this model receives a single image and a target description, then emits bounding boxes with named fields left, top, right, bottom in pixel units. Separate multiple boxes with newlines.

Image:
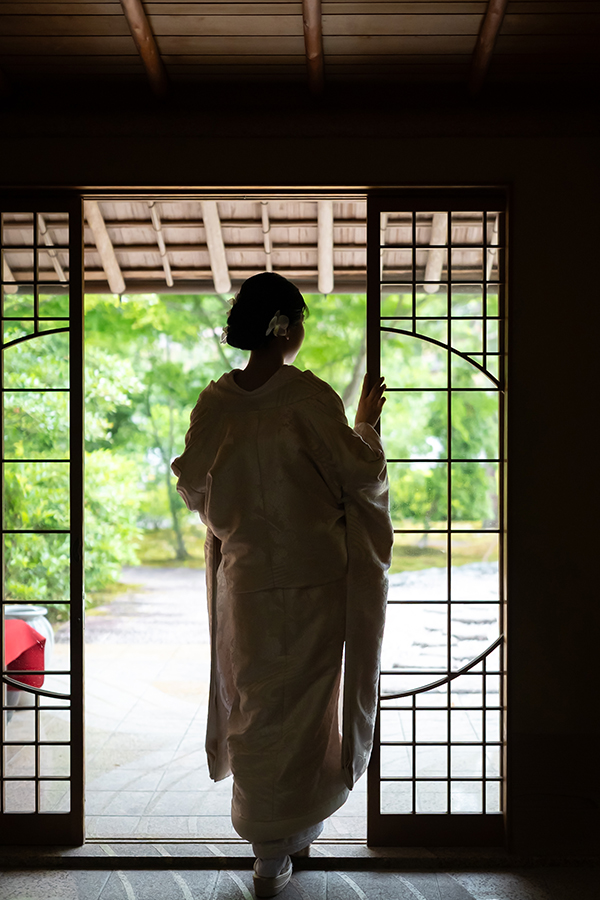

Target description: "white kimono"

left=172, top=365, right=393, bottom=843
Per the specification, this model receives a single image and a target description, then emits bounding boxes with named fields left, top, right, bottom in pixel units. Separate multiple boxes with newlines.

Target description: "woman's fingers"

left=355, top=375, right=386, bottom=427
left=363, top=374, right=385, bottom=392
left=368, top=377, right=386, bottom=399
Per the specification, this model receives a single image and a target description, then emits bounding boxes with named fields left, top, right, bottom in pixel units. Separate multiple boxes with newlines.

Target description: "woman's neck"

left=233, top=349, right=287, bottom=392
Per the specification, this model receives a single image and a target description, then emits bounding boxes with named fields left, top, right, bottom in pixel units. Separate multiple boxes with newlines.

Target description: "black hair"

left=224, top=272, right=309, bottom=351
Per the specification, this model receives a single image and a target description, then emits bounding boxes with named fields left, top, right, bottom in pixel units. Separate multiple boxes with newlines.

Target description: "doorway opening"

left=81, top=196, right=369, bottom=840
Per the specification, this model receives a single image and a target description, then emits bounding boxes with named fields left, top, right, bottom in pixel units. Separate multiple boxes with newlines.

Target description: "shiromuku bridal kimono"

left=171, top=365, right=393, bottom=843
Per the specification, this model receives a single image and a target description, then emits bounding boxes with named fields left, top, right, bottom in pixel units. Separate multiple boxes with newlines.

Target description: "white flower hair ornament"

left=265, top=311, right=290, bottom=338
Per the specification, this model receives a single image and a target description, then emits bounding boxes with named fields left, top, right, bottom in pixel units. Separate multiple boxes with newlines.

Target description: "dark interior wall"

left=1, top=95, right=599, bottom=854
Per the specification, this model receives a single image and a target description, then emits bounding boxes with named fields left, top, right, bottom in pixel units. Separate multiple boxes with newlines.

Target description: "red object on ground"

left=4, top=619, right=46, bottom=688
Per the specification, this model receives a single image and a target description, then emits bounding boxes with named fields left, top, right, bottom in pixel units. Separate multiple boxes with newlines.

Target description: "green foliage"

left=4, top=286, right=499, bottom=598
left=4, top=451, right=139, bottom=620
left=3, top=331, right=143, bottom=614
left=83, top=291, right=368, bottom=560
left=296, top=293, right=367, bottom=417
left=136, top=524, right=206, bottom=568
left=380, top=294, right=499, bottom=530
left=4, top=532, right=70, bottom=609
left=83, top=451, right=140, bottom=591
left=84, top=293, right=239, bottom=559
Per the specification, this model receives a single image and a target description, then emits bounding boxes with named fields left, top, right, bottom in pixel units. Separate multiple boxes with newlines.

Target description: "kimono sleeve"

left=171, top=394, right=216, bottom=518
left=311, top=384, right=394, bottom=788
left=312, top=387, right=390, bottom=519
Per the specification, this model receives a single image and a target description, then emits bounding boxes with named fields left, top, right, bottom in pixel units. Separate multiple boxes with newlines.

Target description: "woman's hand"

left=355, top=374, right=386, bottom=428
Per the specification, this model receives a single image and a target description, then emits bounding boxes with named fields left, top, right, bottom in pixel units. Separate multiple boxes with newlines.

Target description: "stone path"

left=27, top=562, right=500, bottom=836
left=83, top=567, right=366, bottom=840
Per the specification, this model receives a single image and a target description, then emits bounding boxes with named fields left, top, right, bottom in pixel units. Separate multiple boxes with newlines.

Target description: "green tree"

left=380, top=294, right=499, bottom=531
left=4, top=286, right=498, bottom=599
left=83, top=291, right=368, bottom=559
left=85, top=293, right=234, bottom=558
left=3, top=329, right=143, bottom=615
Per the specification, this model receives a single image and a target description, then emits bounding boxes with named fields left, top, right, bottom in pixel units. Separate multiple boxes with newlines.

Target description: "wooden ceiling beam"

left=201, top=201, right=231, bottom=295
left=85, top=201, right=126, bottom=295
left=101, top=218, right=367, bottom=231
left=423, top=212, right=448, bottom=294
left=302, top=0, right=325, bottom=95
left=81, top=242, right=368, bottom=254
left=54, top=265, right=484, bottom=280
left=317, top=200, right=334, bottom=295
left=119, top=0, right=168, bottom=99
left=2, top=258, right=18, bottom=295
left=30, top=218, right=365, bottom=231
left=158, top=219, right=362, bottom=229
left=37, top=214, right=67, bottom=284
left=77, top=215, right=484, bottom=231
left=380, top=212, right=388, bottom=279
left=6, top=215, right=460, bottom=231
left=148, top=201, right=174, bottom=287
left=84, top=268, right=368, bottom=282
left=469, top=0, right=509, bottom=94
left=260, top=201, right=273, bottom=273
left=486, top=214, right=499, bottom=280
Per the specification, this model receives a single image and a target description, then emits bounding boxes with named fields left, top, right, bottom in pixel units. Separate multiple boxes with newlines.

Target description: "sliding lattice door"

left=366, top=192, right=507, bottom=846
left=1, top=193, right=84, bottom=844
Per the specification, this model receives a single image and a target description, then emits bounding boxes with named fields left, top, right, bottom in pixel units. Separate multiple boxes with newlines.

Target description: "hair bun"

left=224, top=272, right=308, bottom=351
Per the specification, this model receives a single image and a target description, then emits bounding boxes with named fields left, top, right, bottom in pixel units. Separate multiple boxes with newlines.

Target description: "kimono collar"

left=209, top=366, right=326, bottom=410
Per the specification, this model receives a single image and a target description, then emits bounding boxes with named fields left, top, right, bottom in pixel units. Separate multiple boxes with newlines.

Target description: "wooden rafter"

left=148, top=202, right=174, bottom=287
left=424, top=213, right=448, bottom=294
left=201, top=201, right=231, bottom=295
left=38, top=214, right=67, bottom=283
left=260, top=202, right=273, bottom=273
left=80, top=243, right=366, bottom=255
left=469, top=0, right=509, bottom=95
left=2, top=258, right=18, bottom=295
left=84, top=268, right=368, bottom=282
left=302, top=0, right=325, bottom=95
left=89, top=215, right=484, bottom=231
left=85, top=201, right=126, bottom=295
left=317, top=200, right=334, bottom=295
left=97, top=218, right=368, bottom=230
left=380, top=212, right=388, bottom=279
left=119, top=0, right=168, bottom=99
left=486, top=214, right=499, bottom=280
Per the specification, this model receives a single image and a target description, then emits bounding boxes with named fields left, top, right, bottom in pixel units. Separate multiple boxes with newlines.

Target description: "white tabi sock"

left=255, top=855, right=290, bottom=877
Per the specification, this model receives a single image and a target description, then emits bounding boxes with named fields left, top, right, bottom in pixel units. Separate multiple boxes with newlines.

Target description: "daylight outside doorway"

left=78, top=197, right=371, bottom=840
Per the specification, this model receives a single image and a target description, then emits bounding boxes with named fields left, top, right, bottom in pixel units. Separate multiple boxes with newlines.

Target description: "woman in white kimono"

left=172, top=272, right=393, bottom=897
